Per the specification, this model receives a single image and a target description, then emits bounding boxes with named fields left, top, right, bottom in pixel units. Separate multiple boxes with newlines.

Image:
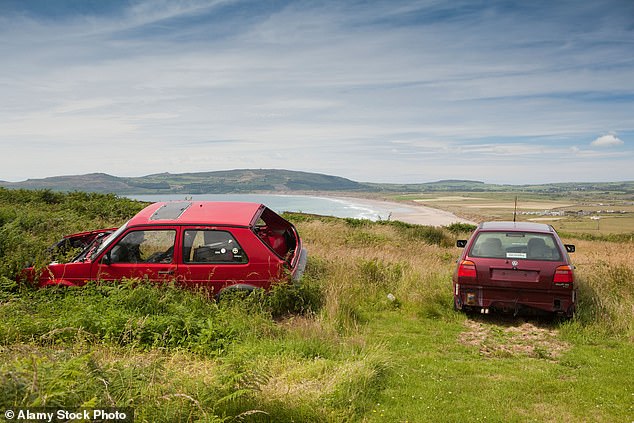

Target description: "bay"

left=129, top=194, right=410, bottom=221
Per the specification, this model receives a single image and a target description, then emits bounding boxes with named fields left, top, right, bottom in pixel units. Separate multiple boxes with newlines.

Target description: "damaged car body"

left=24, top=201, right=307, bottom=295
left=453, top=221, right=576, bottom=317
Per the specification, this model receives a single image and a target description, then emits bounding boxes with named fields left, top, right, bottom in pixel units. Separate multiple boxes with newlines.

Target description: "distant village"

left=520, top=208, right=630, bottom=218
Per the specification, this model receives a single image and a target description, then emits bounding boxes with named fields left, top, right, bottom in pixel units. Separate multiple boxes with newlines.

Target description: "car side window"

left=109, top=230, right=176, bottom=264
left=182, top=230, right=248, bottom=264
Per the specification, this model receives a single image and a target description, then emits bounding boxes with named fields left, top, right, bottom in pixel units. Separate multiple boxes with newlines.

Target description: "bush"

left=0, top=188, right=145, bottom=279
left=266, top=279, right=324, bottom=318
left=445, top=222, right=477, bottom=234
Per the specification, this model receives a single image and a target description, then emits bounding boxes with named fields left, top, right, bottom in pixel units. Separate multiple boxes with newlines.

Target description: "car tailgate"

left=475, top=258, right=558, bottom=289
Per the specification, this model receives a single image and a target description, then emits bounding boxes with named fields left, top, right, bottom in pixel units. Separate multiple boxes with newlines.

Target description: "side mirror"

left=456, top=240, right=467, bottom=248
left=101, top=251, right=112, bottom=265
left=565, top=244, right=575, bottom=253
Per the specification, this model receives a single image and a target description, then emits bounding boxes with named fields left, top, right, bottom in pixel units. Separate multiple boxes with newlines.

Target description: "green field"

left=390, top=191, right=634, bottom=235
left=1, top=188, right=633, bottom=422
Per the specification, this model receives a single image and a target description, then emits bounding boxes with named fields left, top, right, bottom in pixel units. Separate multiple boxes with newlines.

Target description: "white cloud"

left=591, top=134, right=624, bottom=148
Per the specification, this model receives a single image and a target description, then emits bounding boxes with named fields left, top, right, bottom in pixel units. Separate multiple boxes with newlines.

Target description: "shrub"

left=0, top=188, right=145, bottom=279
left=445, top=222, right=477, bottom=234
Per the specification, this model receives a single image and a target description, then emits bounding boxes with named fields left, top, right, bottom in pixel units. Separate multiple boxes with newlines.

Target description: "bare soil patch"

left=459, top=318, right=570, bottom=360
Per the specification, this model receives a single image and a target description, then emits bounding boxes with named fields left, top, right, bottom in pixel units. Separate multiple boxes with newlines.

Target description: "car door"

left=176, top=227, right=278, bottom=293
left=93, top=227, right=178, bottom=283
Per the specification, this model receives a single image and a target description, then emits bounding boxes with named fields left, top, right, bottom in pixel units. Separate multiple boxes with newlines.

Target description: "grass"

left=361, top=311, right=634, bottom=422
left=1, top=188, right=633, bottom=421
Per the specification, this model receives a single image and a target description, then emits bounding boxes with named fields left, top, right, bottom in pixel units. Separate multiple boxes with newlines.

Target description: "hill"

left=2, top=173, right=134, bottom=192
left=0, top=169, right=365, bottom=194
left=0, top=169, right=632, bottom=195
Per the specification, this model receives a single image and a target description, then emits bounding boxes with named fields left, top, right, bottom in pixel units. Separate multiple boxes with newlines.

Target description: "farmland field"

left=391, top=191, right=634, bottom=235
left=0, top=188, right=632, bottom=422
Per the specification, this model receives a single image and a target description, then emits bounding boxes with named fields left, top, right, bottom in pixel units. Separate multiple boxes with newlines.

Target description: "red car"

left=453, top=221, right=576, bottom=317
left=25, top=201, right=307, bottom=295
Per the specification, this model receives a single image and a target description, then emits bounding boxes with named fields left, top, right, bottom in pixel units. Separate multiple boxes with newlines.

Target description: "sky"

left=1, top=0, right=633, bottom=185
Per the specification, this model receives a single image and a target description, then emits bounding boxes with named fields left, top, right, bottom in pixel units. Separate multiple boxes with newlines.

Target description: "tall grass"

left=0, top=279, right=388, bottom=421
left=565, top=262, right=634, bottom=341
left=554, top=238, right=634, bottom=341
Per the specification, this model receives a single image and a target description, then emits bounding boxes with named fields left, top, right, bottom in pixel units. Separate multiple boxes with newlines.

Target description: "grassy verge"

left=1, top=189, right=633, bottom=421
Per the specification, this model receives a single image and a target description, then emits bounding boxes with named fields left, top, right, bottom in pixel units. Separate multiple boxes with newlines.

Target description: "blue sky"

left=1, top=0, right=632, bottom=184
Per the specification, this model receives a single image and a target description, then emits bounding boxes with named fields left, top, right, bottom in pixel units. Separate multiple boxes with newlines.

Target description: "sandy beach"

left=132, top=192, right=476, bottom=226
left=331, top=196, right=477, bottom=226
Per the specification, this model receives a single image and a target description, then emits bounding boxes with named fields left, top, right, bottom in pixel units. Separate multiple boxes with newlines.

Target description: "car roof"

left=128, top=201, right=265, bottom=227
left=478, top=221, right=556, bottom=234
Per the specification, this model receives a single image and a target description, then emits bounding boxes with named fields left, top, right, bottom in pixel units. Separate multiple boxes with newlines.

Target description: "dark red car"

left=25, top=201, right=307, bottom=295
left=453, top=221, right=576, bottom=317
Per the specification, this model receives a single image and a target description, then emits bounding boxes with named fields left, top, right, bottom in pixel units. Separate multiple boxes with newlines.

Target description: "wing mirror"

left=101, top=251, right=112, bottom=265
left=565, top=244, right=575, bottom=253
left=456, top=240, right=467, bottom=248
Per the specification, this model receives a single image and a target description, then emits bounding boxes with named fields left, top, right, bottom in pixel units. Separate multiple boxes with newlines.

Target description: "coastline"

left=325, top=195, right=477, bottom=226
left=130, top=192, right=477, bottom=227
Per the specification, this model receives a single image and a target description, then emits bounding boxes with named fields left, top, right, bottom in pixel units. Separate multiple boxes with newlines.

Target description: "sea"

left=129, top=194, right=412, bottom=221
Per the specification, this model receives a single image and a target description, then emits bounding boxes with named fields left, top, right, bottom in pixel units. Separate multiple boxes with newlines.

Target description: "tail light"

left=457, top=260, right=477, bottom=279
left=553, top=265, right=574, bottom=284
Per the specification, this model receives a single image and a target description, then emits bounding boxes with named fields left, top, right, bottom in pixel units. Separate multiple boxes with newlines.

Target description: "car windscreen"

left=91, top=222, right=129, bottom=260
left=469, top=231, right=562, bottom=261
left=71, top=231, right=113, bottom=262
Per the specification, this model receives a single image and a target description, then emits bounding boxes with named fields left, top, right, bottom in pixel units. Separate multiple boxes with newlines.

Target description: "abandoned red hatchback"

left=453, top=221, right=576, bottom=317
left=24, top=201, right=307, bottom=295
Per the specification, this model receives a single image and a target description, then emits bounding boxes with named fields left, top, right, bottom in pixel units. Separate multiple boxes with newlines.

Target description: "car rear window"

left=470, top=231, right=562, bottom=261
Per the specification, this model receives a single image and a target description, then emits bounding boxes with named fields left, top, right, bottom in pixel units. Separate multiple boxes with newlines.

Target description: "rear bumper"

left=454, top=283, right=576, bottom=316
